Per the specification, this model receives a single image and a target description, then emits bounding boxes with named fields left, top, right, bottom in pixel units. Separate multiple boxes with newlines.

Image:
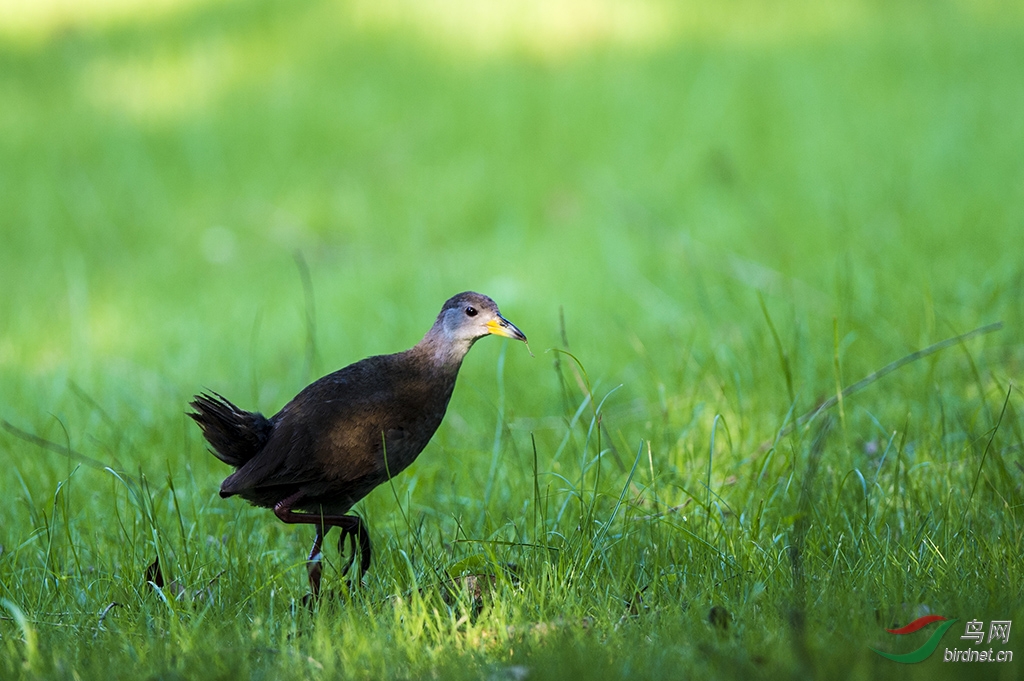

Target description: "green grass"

left=1, top=0, right=1023, bottom=678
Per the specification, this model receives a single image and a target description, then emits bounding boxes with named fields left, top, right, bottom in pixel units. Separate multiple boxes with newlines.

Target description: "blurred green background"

left=2, top=0, right=1020, bottom=443
left=0, top=0, right=1022, bottom=678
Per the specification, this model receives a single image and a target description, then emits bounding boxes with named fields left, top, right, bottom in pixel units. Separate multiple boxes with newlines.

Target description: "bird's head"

left=434, top=291, right=528, bottom=346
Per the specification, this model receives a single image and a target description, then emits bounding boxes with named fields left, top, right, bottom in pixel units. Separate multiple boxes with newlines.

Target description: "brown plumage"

left=189, top=291, right=527, bottom=597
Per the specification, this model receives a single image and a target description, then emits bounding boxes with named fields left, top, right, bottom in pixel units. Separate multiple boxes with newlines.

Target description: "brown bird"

left=189, top=292, right=527, bottom=597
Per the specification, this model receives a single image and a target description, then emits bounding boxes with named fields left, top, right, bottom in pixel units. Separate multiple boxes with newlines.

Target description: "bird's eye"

left=465, top=306, right=478, bottom=317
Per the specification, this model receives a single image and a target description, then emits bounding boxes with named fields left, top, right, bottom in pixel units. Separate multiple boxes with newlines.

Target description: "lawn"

left=0, top=0, right=1022, bottom=678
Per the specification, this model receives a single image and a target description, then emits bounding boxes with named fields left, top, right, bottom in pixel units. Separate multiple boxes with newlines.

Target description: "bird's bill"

left=486, top=315, right=528, bottom=342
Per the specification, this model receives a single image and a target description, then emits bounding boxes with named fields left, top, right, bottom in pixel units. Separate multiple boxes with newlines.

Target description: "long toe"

left=338, top=528, right=357, bottom=576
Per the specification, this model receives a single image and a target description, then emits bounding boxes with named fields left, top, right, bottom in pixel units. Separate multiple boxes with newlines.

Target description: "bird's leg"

left=338, top=527, right=357, bottom=578
left=353, top=517, right=372, bottom=578
left=274, top=494, right=329, bottom=599
left=307, top=527, right=326, bottom=599
left=336, top=514, right=372, bottom=583
left=272, top=493, right=313, bottom=524
left=274, top=495, right=373, bottom=594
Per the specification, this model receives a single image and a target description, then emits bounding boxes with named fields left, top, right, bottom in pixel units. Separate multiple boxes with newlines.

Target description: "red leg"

left=307, top=530, right=325, bottom=598
left=273, top=494, right=372, bottom=596
left=336, top=515, right=372, bottom=584
left=339, top=527, right=357, bottom=577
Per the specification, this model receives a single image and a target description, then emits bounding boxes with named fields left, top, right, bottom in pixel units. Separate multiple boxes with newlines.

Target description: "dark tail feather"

left=188, top=392, right=272, bottom=468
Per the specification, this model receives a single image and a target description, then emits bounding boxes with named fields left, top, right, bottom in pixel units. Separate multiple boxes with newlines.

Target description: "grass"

left=1, top=0, right=1023, bottom=678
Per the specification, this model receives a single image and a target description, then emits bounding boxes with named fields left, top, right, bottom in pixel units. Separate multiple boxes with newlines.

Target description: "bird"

left=188, top=291, right=527, bottom=598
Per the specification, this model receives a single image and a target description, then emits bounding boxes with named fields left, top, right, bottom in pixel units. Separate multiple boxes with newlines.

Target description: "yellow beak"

left=486, top=315, right=528, bottom=342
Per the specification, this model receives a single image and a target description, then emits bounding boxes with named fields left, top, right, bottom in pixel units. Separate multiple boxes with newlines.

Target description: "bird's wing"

left=219, top=356, right=405, bottom=497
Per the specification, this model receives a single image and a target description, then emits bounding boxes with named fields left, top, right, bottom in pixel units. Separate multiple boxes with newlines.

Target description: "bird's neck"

left=411, top=329, right=475, bottom=373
